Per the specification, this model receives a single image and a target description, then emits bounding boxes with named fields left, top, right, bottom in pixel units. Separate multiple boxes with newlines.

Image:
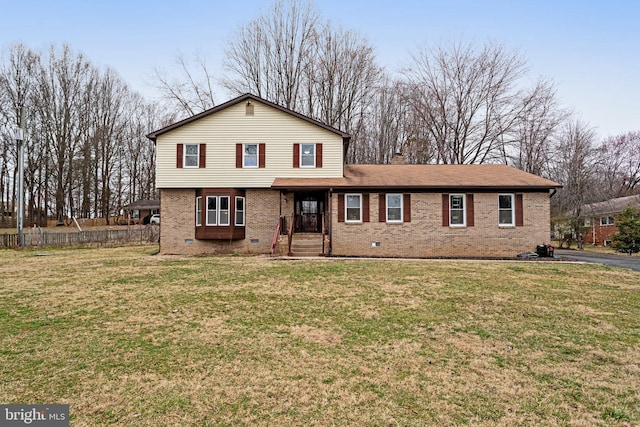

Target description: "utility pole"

left=16, top=107, right=25, bottom=247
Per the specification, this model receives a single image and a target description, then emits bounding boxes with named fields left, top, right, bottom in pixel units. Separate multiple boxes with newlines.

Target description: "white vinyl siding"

left=155, top=100, right=344, bottom=189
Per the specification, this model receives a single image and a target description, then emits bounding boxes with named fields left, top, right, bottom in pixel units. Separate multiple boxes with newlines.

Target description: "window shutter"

left=316, top=143, right=323, bottom=168
left=176, top=144, right=183, bottom=168
left=337, top=194, right=345, bottom=222
left=467, top=194, right=474, bottom=226
left=259, top=143, right=266, bottom=168
left=442, top=194, right=449, bottom=226
left=515, top=194, right=524, bottom=226
left=199, top=144, right=206, bottom=168
left=293, top=143, right=300, bottom=168
left=236, top=144, right=242, bottom=168
left=363, top=193, right=370, bottom=222
left=379, top=193, right=386, bottom=222
left=403, top=194, right=411, bottom=222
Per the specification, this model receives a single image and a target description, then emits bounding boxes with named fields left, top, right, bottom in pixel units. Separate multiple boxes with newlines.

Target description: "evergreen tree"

left=611, top=206, right=640, bottom=255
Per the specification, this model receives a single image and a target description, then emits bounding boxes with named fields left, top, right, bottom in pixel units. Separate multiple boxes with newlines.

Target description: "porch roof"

left=271, top=164, right=562, bottom=191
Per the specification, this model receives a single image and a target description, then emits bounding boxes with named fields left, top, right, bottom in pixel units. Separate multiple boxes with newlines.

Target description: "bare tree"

left=153, top=53, right=216, bottom=117
left=595, top=131, right=640, bottom=198
left=402, top=41, right=531, bottom=164
left=549, top=120, right=599, bottom=249
left=222, top=0, right=319, bottom=111
left=506, top=79, right=569, bottom=176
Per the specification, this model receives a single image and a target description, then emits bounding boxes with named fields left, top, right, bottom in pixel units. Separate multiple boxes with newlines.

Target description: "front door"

left=295, top=194, right=324, bottom=233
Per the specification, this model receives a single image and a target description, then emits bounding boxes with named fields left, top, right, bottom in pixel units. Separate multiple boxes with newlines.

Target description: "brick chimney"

left=391, top=151, right=404, bottom=165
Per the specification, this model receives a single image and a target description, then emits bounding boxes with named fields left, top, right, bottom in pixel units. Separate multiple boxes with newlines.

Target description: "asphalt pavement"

left=554, top=249, right=640, bottom=272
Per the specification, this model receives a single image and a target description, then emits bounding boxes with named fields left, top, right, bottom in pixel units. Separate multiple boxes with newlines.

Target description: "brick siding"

left=330, top=192, right=551, bottom=258
left=161, top=189, right=551, bottom=258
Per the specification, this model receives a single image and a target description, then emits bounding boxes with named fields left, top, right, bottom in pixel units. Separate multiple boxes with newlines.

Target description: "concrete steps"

left=288, top=234, right=325, bottom=257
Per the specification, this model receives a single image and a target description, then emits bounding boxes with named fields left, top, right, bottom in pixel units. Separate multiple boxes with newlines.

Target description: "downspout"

left=328, top=187, right=333, bottom=256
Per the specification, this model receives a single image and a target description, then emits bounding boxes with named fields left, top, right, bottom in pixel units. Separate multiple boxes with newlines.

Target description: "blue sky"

left=1, top=0, right=638, bottom=138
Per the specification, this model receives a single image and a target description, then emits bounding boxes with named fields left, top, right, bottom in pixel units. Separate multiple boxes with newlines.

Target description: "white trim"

left=243, top=143, right=258, bottom=168
left=235, top=196, right=245, bottom=226
left=498, top=193, right=515, bottom=226
left=386, top=193, right=403, bottom=223
left=206, top=196, right=217, bottom=225
left=449, top=194, right=466, bottom=227
left=184, top=143, right=199, bottom=168
left=195, top=196, right=202, bottom=226
left=345, top=193, right=362, bottom=223
left=300, top=143, right=316, bottom=168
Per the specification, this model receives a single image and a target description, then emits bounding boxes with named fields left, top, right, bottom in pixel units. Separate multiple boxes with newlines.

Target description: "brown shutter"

left=293, top=143, right=300, bottom=168
left=337, top=194, right=345, bottom=222
left=515, top=193, right=524, bottom=226
left=379, top=193, right=386, bottom=222
left=363, top=193, right=370, bottom=222
left=259, top=143, right=266, bottom=168
left=236, top=144, right=242, bottom=168
left=316, top=143, right=323, bottom=168
left=442, top=194, right=449, bottom=226
left=199, top=144, right=206, bottom=168
left=176, top=144, right=183, bottom=168
left=403, top=194, right=411, bottom=223
left=467, top=193, right=474, bottom=226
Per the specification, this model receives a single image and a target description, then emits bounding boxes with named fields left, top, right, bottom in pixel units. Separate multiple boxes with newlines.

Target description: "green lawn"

left=1, top=246, right=639, bottom=426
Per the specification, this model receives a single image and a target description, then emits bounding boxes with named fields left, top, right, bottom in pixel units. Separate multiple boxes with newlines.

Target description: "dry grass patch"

left=0, top=246, right=639, bottom=426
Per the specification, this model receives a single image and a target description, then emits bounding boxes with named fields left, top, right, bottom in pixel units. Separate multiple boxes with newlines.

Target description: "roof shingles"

left=272, top=164, right=561, bottom=190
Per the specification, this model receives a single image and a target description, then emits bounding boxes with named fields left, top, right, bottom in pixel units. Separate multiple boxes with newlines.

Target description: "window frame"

left=449, top=194, right=466, bottom=227
left=345, top=193, right=362, bottom=223
left=243, top=143, right=258, bottom=168
left=184, top=144, right=199, bottom=168
left=218, top=196, right=230, bottom=226
left=498, top=193, right=515, bottom=226
left=386, top=193, right=403, bottom=223
left=600, top=216, right=615, bottom=226
left=300, top=143, right=316, bottom=168
left=235, top=196, right=245, bottom=226
left=196, top=196, right=202, bottom=226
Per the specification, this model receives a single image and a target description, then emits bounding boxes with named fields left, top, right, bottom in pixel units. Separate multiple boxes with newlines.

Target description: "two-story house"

left=147, top=93, right=561, bottom=258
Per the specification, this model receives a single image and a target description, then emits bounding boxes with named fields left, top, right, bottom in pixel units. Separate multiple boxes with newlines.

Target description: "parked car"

left=149, top=214, right=160, bottom=225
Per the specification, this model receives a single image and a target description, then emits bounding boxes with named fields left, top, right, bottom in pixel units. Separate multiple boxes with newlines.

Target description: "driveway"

left=555, top=249, right=640, bottom=272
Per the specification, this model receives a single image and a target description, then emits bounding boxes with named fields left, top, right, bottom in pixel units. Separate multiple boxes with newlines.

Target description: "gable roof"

left=272, top=164, right=562, bottom=191
left=146, top=93, right=352, bottom=142
left=583, top=194, right=640, bottom=217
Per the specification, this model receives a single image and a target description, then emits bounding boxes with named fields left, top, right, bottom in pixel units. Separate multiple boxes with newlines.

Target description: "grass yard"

left=0, top=246, right=639, bottom=426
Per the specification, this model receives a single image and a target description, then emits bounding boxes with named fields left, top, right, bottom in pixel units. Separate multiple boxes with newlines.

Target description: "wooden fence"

left=0, top=227, right=159, bottom=249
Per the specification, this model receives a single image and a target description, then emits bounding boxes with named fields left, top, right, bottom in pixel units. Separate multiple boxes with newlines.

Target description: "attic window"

left=246, top=100, right=254, bottom=116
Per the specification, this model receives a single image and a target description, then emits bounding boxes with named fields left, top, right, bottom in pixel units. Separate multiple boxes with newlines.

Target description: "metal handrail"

left=287, top=211, right=294, bottom=256
left=269, top=219, right=281, bottom=255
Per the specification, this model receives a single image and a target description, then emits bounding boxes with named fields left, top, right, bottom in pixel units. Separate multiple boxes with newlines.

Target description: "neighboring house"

left=147, top=93, right=561, bottom=258
left=122, top=199, right=160, bottom=224
left=582, top=194, right=640, bottom=246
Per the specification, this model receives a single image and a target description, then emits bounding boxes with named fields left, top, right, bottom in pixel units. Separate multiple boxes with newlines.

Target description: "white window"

left=235, top=197, right=245, bottom=226
left=345, top=194, right=362, bottom=222
left=206, top=196, right=217, bottom=226
left=600, top=216, right=615, bottom=226
left=196, top=196, right=202, bottom=226
left=498, top=194, right=515, bottom=226
left=219, top=197, right=230, bottom=226
left=450, top=194, right=466, bottom=226
left=243, top=144, right=258, bottom=167
left=301, top=144, right=315, bottom=167
left=184, top=144, right=199, bottom=168
left=386, top=194, right=403, bottom=222
left=206, top=196, right=230, bottom=226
